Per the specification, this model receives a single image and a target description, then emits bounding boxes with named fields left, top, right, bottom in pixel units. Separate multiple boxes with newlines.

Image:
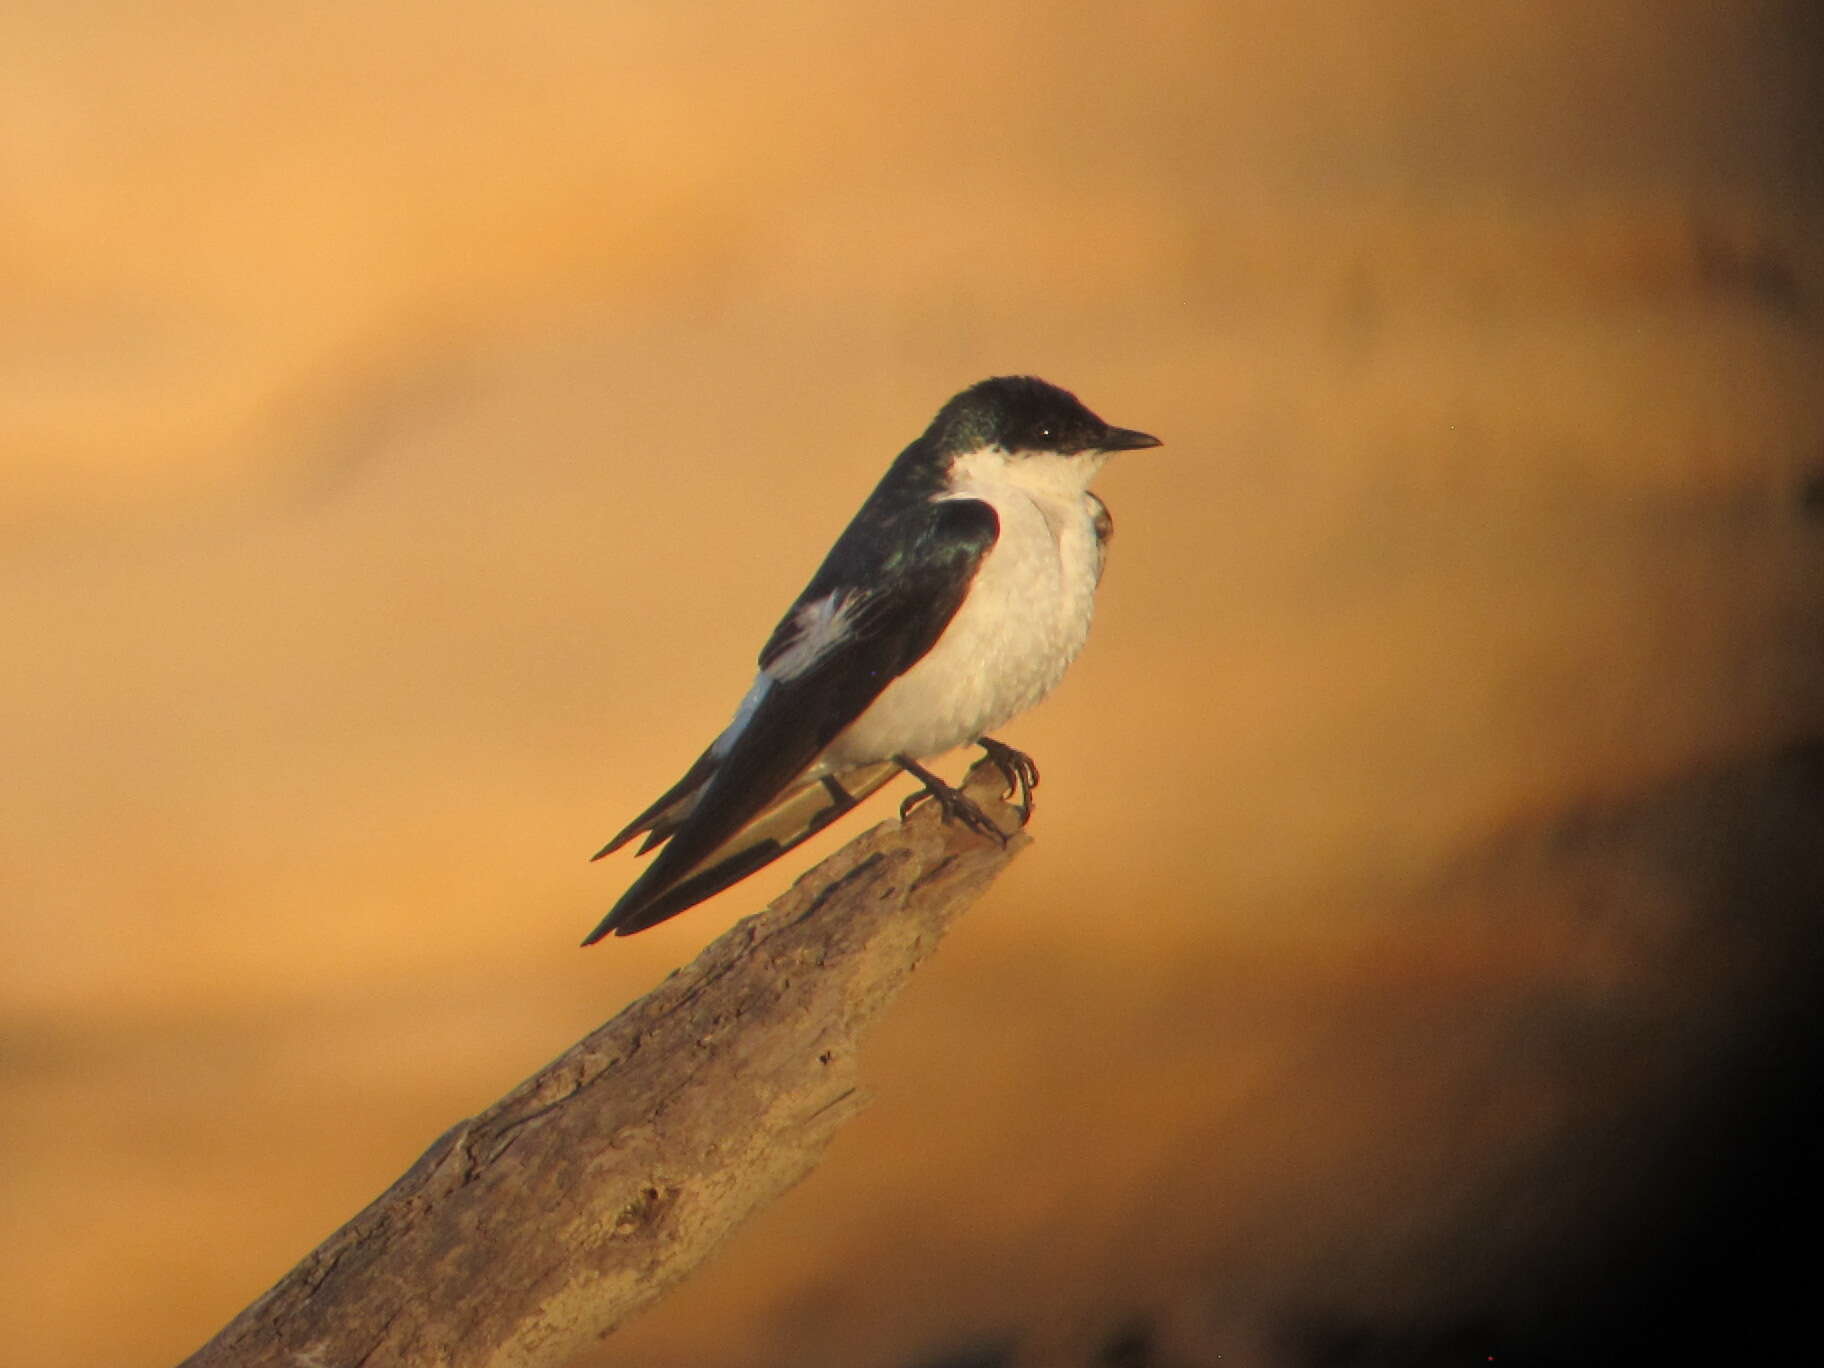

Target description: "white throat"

left=945, top=444, right=1109, bottom=503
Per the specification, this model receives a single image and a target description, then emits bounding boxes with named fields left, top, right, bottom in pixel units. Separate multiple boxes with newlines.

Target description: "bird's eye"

left=1034, top=425, right=1055, bottom=443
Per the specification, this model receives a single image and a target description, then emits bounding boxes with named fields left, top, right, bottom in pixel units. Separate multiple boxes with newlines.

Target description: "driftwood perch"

left=180, top=760, right=1029, bottom=1368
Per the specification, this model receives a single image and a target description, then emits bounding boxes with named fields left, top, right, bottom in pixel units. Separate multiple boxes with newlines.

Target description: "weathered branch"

left=179, top=760, right=1029, bottom=1368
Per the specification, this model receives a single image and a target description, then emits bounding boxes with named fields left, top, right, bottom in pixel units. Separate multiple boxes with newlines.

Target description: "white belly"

left=819, top=476, right=1105, bottom=768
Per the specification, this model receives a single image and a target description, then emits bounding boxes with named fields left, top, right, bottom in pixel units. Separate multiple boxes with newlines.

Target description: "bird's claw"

left=923, top=783, right=1011, bottom=845
left=896, top=756, right=1012, bottom=845
left=976, top=736, right=1039, bottom=826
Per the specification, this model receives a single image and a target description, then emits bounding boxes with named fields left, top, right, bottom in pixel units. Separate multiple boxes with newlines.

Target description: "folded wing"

left=583, top=496, right=1000, bottom=940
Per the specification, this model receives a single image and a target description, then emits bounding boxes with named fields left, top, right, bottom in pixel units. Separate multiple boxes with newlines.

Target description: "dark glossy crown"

left=925, top=376, right=1116, bottom=455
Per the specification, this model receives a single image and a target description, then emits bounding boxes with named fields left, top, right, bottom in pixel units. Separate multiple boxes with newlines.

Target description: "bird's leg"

left=895, top=754, right=1011, bottom=845
left=807, top=775, right=860, bottom=835
left=975, top=735, right=1039, bottom=823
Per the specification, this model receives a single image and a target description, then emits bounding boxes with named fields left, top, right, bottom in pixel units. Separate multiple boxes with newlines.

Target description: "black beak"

left=1100, top=426, right=1162, bottom=452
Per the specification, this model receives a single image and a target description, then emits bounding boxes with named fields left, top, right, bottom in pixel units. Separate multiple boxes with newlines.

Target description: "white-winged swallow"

left=583, top=375, right=1160, bottom=941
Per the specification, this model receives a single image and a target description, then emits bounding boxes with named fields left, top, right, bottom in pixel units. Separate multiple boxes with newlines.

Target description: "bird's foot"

left=895, top=754, right=1011, bottom=845
left=975, top=735, right=1039, bottom=824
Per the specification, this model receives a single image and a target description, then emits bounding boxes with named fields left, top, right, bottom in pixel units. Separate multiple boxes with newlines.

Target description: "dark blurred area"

left=817, top=741, right=1824, bottom=1368
left=2, top=3, right=1821, bottom=1365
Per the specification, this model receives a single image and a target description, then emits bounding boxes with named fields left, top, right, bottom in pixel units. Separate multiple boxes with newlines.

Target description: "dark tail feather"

left=581, top=761, right=898, bottom=942
left=585, top=841, right=790, bottom=940
left=589, top=748, right=720, bottom=861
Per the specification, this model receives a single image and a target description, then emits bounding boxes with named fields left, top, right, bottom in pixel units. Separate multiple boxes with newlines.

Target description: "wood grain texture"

left=179, top=760, right=1030, bottom=1368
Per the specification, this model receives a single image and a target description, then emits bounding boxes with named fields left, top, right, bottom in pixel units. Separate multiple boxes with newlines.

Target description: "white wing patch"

left=710, top=674, right=772, bottom=758
left=709, top=590, right=867, bottom=761
left=763, top=590, right=866, bottom=682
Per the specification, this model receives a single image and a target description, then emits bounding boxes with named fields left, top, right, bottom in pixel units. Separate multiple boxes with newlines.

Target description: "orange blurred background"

left=4, top=3, right=1822, bottom=1364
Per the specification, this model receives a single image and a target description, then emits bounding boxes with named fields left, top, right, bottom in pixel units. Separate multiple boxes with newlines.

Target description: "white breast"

left=819, top=446, right=1111, bottom=769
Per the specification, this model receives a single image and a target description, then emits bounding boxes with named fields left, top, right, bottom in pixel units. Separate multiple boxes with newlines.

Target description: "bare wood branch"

left=178, top=759, right=1030, bottom=1368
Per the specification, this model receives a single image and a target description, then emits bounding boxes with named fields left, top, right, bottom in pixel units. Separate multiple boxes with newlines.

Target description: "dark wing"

left=583, top=495, right=1000, bottom=940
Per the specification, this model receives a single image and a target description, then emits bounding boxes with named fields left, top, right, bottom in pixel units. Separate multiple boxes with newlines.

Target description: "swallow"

left=584, top=375, right=1159, bottom=940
